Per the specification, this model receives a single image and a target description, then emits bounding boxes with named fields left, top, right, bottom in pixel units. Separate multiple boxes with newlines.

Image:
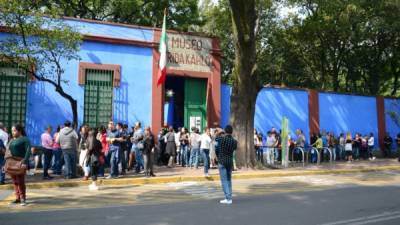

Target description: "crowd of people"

left=254, top=128, right=400, bottom=164
left=0, top=121, right=238, bottom=205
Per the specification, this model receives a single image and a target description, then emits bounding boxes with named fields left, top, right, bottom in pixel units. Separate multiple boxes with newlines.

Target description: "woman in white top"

left=200, top=128, right=212, bottom=176
left=368, top=133, right=375, bottom=160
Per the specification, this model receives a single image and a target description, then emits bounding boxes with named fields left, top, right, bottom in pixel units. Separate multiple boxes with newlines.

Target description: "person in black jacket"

left=215, top=125, right=237, bottom=205
left=143, top=127, right=155, bottom=177
left=384, top=133, right=393, bottom=158
left=86, top=129, right=102, bottom=190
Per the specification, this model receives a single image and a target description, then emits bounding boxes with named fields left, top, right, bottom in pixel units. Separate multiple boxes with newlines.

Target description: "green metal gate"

left=184, top=78, right=207, bottom=132
left=0, top=65, right=27, bottom=129
left=84, top=69, right=113, bottom=128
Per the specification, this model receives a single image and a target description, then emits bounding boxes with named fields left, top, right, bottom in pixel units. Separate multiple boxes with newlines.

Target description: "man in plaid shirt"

left=215, top=125, right=237, bottom=204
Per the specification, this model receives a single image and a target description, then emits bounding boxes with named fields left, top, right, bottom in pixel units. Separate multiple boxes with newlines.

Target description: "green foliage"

left=6, top=0, right=399, bottom=98
left=0, top=0, right=82, bottom=125
left=0, top=0, right=81, bottom=83
left=32, top=0, right=203, bottom=32
left=266, top=0, right=400, bottom=96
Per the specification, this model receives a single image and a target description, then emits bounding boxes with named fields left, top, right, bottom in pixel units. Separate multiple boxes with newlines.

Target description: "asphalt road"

left=1, top=172, right=400, bottom=225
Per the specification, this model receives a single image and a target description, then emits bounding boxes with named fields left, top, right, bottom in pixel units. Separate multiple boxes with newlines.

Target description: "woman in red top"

left=96, top=126, right=108, bottom=177
left=52, top=126, right=62, bottom=175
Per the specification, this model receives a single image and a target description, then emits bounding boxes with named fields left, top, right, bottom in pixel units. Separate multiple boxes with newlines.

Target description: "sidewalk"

left=1, top=159, right=399, bottom=190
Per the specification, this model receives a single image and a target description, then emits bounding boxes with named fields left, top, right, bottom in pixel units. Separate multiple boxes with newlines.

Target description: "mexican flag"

left=157, top=12, right=168, bottom=86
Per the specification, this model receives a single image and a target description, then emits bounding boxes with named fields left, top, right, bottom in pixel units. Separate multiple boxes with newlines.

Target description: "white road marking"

left=319, top=211, right=400, bottom=225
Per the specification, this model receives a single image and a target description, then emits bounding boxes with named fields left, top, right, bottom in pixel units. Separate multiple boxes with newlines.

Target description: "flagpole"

left=157, top=8, right=168, bottom=87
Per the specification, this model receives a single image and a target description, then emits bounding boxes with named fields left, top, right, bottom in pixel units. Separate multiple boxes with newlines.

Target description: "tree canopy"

left=20, top=0, right=400, bottom=97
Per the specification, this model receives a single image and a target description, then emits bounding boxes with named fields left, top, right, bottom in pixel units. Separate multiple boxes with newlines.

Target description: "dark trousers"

left=42, top=148, right=53, bottom=177
left=91, top=163, right=99, bottom=181
left=11, top=174, right=26, bottom=200
left=143, top=153, right=153, bottom=175
left=384, top=146, right=391, bottom=158
left=255, top=147, right=263, bottom=163
left=202, top=149, right=210, bottom=174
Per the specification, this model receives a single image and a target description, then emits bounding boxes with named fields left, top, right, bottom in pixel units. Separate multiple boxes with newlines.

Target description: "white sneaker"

left=204, top=173, right=209, bottom=177
left=219, top=199, right=232, bottom=204
left=26, top=170, right=34, bottom=176
left=89, top=183, right=99, bottom=191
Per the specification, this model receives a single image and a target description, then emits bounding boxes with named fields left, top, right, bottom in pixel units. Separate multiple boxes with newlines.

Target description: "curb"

left=1, top=166, right=400, bottom=190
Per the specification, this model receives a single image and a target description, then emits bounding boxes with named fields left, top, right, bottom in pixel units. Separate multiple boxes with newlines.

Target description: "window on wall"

left=0, top=65, right=27, bottom=129
left=84, top=69, right=114, bottom=128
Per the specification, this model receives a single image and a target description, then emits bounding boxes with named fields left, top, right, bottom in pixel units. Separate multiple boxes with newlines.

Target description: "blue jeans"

left=189, top=147, right=200, bottom=168
left=218, top=164, right=232, bottom=200
left=52, top=149, right=62, bottom=174
left=0, top=155, right=5, bottom=183
left=180, top=145, right=189, bottom=166
left=201, top=149, right=210, bottom=174
left=110, top=149, right=121, bottom=177
left=134, top=147, right=144, bottom=173
left=62, top=149, right=77, bottom=178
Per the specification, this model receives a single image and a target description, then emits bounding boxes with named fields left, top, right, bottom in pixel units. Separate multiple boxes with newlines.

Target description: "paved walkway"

left=0, top=159, right=399, bottom=190
left=1, top=169, right=400, bottom=213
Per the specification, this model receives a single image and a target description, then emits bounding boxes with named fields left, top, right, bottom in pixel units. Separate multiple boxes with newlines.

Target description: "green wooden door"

left=84, top=69, right=113, bottom=128
left=184, top=78, right=207, bottom=132
left=0, top=65, right=27, bottom=129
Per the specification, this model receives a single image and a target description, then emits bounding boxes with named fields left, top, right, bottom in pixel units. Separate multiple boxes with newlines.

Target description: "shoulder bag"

left=4, top=141, right=26, bottom=176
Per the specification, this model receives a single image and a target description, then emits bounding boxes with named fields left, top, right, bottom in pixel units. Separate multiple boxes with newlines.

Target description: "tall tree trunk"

left=55, top=86, right=78, bottom=128
left=228, top=0, right=259, bottom=168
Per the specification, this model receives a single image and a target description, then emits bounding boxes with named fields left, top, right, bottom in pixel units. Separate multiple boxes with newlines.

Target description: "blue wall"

left=319, top=93, right=378, bottom=145
left=25, top=40, right=153, bottom=145
left=384, top=98, right=400, bottom=149
left=220, top=86, right=310, bottom=142
left=255, top=88, right=309, bottom=142
left=220, top=84, right=232, bottom=128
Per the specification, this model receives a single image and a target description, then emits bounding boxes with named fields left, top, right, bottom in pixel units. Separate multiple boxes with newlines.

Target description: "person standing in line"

left=0, top=139, right=5, bottom=185
left=97, top=126, right=108, bottom=178
left=383, top=133, right=393, bottom=158
left=215, top=125, right=237, bottom=205
left=209, top=127, right=218, bottom=169
left=0, top=123, right=9, bottom=146
left=396, top=133, right=400, bottom=162
left=7, top=124, right=31, bottom=206
left=106, top=121, right=124, bottom=179
left=52, top=126, right=63, bottom=175
left=86, top=129, right=102, bottom=190
left=0, top=123, right=8, bottom=184
left=175, top=127, right=181, bottom=165
left=189, top=128, right=201, bottom=169
left=56, top=121, right=78, bottom=179
left=165, top=127, right=176, bottom=168
left=119, top=124, right=129, bottom=175
left=367, top=133, right=375, bottom=160
left=265, top=132, right=276, bottom=165
left=200, top=128, right=212, bottom=177
left=360, top=135, right=369, bottom=160
left=311, top=134, right=323, bottom=163
left=353, top=133, right=361, bottom=160
left=130, top=122, right=144, bottom=173
left=345, top=133, right=353, bottom=162
left=78, top=125, right=90, bottom=180
left=179, top=128, right=190, bottom=167
left=143, top=127, right=156, bottom=177
left=338, top=133, right=345, bottom=161
left=41, top=125, right=54, bottom=180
